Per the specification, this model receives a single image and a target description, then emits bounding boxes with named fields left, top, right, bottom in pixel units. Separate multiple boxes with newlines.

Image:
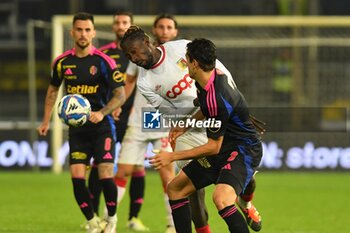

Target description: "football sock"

left=169, top=198, right=192, bottom=233
left=237, top=196, right=252, bottom=209
left=72, top=177, right=94, bottom=220
left=239, top=177, right=256, bottom=209
left=219, top=204, right=250, bottom=233
left=88, top=165, right=102, bottom=215
left=241, top=176, right=256, bottom=200
left=196, top=225, right=211, bottom=233
left=163, top=193, right=174, bottom=227
left=114, top=176, right=127, bottom=204
left=100, top=178, right=117, bottom=216
left=188, top=189, right=209, bottom=228
left=129, top=170, right=145, bottom=220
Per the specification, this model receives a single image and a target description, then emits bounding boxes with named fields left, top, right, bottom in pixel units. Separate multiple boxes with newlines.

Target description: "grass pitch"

left=0, top=171, right=348, bottom=233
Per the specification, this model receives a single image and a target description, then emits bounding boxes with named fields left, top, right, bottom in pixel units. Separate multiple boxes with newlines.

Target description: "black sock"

left=219, top=204, right=250, bottom=233
left=129, top=172, right=145, bottom=220
left=72, top=178, right=94, bottom=220
left=240, top=176, right=256, bottom=202
left=169, top=198, right=192, bottom=233
left=88, top=165, right=102, bottom=215
left=100, top=178, right=117, bottom=216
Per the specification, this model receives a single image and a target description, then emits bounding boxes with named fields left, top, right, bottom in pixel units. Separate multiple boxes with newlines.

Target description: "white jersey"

left=136, top=39, right=233, bottom=153
left=137, top=39, right=233, bottom=114
left=125, top=57, right=168, bottom=138
left=125, top=62, right=149, bottom=127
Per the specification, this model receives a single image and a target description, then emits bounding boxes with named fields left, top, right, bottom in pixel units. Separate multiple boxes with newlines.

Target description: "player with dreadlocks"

left=120, top=25, right=266, bottom=232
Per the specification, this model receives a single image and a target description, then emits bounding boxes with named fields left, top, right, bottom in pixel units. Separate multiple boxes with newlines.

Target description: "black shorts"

left=69, top=126, right=116, bottom=165
left=182, top=144, right=262, bottom=195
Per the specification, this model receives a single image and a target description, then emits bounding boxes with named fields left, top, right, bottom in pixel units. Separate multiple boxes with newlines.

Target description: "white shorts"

left=118, top=126, right=172, bottom=166
left=175, top=128, right=208, bottom=171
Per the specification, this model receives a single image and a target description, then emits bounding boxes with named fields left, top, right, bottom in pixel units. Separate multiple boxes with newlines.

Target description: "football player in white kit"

left=112, top=14, right=180, bottom=233
left=121, top=26, right=263, bottom=233
left=120, top=26, right=222, bottom=233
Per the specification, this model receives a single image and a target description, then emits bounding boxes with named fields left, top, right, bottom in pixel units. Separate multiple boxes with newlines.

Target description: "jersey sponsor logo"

left=197, top=157, right=211, bottom=168
left=155, top=84, right=162, bottom=92
left=176, top=58, right=188, bottom=70
left=64, top=68, right=73, bottom=75
left=71, top=152, right=87, bottom=160
left=102, top=152, right=113, bottom=160
left=110, top=54, right=120, bottom=60
left=89, top=65, right=97, bottom=75
left=67, top=84, right=99, bottom=94
left=166, top=74, right=193, bottom=99
left=63, top=67, right=77, bottom=80
left=63, top=65, right=77, bottom=69
left=208, top=125, right=221, bottom=133
left=222, top=163, right=231, bottom=170
left=113, top=71, right=125, bottom=83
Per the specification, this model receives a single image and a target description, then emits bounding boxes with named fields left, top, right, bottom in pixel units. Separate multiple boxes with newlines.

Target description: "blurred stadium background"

left=0, top=0, right=349, bottom=172
left=1, top=1, right=350, bottom=232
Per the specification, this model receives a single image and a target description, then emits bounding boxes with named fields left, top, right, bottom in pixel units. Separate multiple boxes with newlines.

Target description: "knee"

left=166, top=180, right=177, bottom=199
left=167, top=179, right=191, bottom=200
left=115, top=165, right=133, bottom=178
left=98, top=163, right=114, bottom=179
left=212, top=187, right=236, bottom=210
left=212, top=191, right=227, bottom=210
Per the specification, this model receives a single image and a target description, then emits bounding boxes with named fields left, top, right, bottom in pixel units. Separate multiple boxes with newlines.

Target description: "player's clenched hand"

left=168, top=126, right=186, bottom=150
left=149, top=150, right=173, bottom=170
left=89, top=111, right=104, bottom=124
left=112, top=107, right=122, bottom=121
left=37, top=122, right=49, bottom=136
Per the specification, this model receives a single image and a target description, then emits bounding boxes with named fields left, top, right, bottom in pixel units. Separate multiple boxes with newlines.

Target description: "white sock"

left=237, top=196, right=251, bottom=209
left=117, top=185, right=126, bottom=204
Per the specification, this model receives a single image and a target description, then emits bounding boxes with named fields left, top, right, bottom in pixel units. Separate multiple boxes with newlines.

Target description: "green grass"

left=0, top=171, right=349, bottom=233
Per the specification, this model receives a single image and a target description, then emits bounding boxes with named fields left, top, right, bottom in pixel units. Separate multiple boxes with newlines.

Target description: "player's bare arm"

left=124, top=74, right=137, bottom=99
left=149, top=136, right=223, bottom=170
left=112, top=74, right=136, bottom=121
left=90, top=86, right=126, bottom=123
left=168, top=109, right=205, bottom=149
left=37, top=84, right=59, bottom=136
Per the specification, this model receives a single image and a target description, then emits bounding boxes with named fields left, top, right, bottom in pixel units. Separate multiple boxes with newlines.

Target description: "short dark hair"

left=120, top=25, right=148, bottom=47
left=113, top=11, right=134, bottom=24
left=153, top=13, right=178, bottom=29
left=73, top=12, right=94, bottom=25
left=186, top=38, right=216, bottom=72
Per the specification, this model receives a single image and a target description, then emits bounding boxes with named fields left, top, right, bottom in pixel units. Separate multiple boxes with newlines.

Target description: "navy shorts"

left=68, top=126, right=116, bottom=165
left=182, top=143, right=262, bottom=195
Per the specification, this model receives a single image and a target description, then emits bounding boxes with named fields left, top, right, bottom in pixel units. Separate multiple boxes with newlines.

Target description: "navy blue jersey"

left=99, top=42, right=136, bottom=142
left=99, top=42, right=129, bottom=73
left=51, top=47, right=124, bottom=131
left=196, top=69, right=260, bottom=164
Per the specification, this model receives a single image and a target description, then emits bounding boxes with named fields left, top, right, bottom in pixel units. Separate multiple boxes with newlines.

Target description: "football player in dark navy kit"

left=149, top=38, right=263, bottom=233
left=99, top=11, right=136, bottom=142
left=86, top=11, right=135, bottom=221
left=37, top=12, right=125, bottom=233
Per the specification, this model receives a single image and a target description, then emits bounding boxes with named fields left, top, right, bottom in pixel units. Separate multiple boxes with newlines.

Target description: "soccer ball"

left=57, top=94, right=91, bottom=127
